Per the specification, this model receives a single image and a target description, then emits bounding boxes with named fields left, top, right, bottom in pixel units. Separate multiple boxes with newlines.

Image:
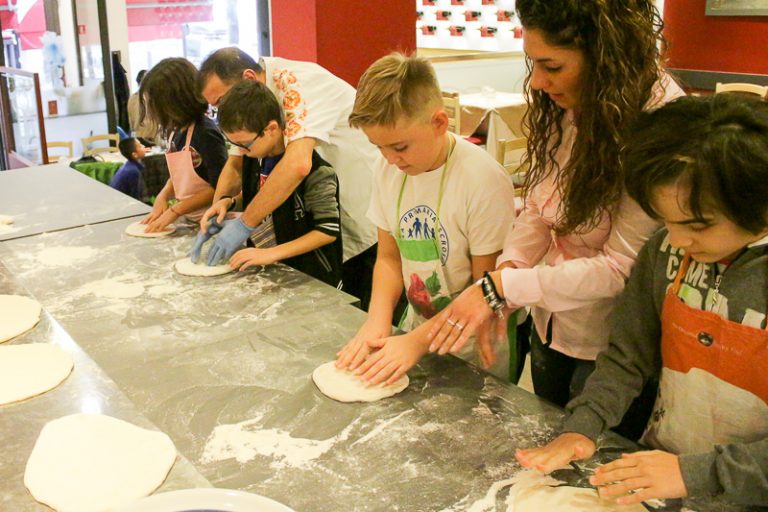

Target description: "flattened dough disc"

left=124, top=221, right=176, bottom=238
left=312, top=361, right=409, bottom=402
left=24, top=414, right=177, bottom=512
left=0, top=295, right=42, bottom=343
left=174, top=257, right=233, bottom=277
left=0, top=344, right=73, bottom=405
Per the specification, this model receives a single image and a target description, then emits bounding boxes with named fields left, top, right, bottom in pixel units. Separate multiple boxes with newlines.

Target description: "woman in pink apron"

left=138, top=58, right=227, bottom=232
left=515, top=95, right=768, bottom=506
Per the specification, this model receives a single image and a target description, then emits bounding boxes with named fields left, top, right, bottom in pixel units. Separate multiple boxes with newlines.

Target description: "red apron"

left=165, top=122, right=211, bottom=222
left=642, top=254, right=768, bottom=454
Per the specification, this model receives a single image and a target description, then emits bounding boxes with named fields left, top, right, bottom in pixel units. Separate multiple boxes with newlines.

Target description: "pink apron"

left=165, top=122, right=211, bottom=222
left=642, top=253, right=768, bottom=454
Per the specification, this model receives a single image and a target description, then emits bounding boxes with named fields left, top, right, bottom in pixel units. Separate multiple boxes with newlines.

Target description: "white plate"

left=114, top=488, right=295, bottom=512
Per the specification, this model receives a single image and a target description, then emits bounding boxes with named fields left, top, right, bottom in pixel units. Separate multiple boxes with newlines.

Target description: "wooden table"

left=460, top=91, right=527, bottom=161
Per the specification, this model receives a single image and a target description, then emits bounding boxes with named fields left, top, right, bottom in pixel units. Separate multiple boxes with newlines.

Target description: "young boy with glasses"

left=200, top=79, right=343, bottom=287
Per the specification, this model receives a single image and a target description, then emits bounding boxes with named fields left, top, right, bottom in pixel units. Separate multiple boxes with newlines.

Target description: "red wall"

left=271, top=1, right=416, bottom=86
left=271, top=0, right=318, bottom=62
left=664, top=0, right=768, bottom=74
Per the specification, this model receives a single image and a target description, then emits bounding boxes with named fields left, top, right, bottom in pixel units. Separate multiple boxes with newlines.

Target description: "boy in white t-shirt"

left=335, top=53, right=516, bottom=384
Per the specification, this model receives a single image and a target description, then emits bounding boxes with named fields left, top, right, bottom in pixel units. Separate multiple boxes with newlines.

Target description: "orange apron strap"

left=670, top=253, right=692, bottom=295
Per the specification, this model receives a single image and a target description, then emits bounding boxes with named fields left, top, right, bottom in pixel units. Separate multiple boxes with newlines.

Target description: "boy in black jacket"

left=214, top=80, right=343, bottom=288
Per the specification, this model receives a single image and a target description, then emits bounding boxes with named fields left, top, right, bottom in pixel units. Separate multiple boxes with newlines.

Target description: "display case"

left=0, top=66, right=48, bottom=169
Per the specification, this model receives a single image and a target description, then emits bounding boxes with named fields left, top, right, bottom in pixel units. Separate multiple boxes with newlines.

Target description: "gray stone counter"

left=0, top=218, right=744, bottom=511
left=0, top=262, right=210, bottom=511
left=0, top=164, right=149, bottom=241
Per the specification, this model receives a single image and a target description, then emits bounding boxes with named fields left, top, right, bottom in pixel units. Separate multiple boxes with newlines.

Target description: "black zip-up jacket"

left=242, top=151, right=343, bottom=288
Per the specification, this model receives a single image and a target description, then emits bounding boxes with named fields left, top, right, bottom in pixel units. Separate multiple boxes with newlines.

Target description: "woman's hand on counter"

left=428, top=283, right=492, bottom=356
left=591, top=451, right=687, bottom=505
left=515, top=432, right=596, bottom=474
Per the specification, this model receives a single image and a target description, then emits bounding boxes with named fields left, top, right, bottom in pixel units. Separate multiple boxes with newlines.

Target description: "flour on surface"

left=35, top=246, right=98, bottom=266
left=78, top=273, right=146, bottom=299
left=201, top=414, right=356, bottom=468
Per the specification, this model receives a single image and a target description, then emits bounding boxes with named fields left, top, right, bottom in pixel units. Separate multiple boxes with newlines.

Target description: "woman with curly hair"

left=428, top=0, right=684, bottom=420
left=139, top=57, right=227, bottom=232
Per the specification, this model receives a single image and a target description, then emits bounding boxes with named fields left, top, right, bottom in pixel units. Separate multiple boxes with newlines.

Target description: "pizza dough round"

left=174, top=257, right=234, bottom=277
left=512, top=483, right=647, bottom=512
left=24, top=414, right=177, bottom=512
left=312, top=361, right=409, bottom=402
left=0, top=344, right=73, bottom=405
left=0, top=295, right=42, bottom=343
left=507, top=470, right=647, bottom=512
left=124, top=221, right=175, bottom=238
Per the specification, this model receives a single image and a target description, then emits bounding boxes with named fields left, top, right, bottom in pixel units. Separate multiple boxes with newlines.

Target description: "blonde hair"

left=350, top=53, right=442, bottom=128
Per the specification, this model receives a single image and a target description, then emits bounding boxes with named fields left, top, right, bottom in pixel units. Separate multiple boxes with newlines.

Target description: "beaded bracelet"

left=478, top=272, right=505, bottom=319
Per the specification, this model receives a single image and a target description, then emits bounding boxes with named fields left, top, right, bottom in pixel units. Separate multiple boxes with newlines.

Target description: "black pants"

left=530, top=322, right=658, bottom=442
left=530, top=325, right=595, bottom=408
left=341, top=244, right=377, bottom=311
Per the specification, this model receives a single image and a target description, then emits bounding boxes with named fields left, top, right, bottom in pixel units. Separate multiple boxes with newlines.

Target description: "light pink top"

left=499, top=75, right=685, bottom=360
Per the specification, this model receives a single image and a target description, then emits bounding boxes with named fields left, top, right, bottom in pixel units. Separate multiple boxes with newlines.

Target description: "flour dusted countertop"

left=0, top=164, right=150, bottom=241
left=0, top=216, right=745, bottom=511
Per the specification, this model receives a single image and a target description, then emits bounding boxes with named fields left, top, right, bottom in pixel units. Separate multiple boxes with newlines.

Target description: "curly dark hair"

left=625, top=94, right=768, bottom=235
left=139, top=58, right=208, bottom=137
left=517, top=0, right=668, bottom=235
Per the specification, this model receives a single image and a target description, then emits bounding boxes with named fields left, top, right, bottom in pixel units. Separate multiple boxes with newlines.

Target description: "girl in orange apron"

left=515, top=94, right=768, bottom=506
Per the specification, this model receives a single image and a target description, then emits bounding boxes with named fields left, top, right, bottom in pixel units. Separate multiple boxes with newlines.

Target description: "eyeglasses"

left=224, top=131, right=262, bottom=151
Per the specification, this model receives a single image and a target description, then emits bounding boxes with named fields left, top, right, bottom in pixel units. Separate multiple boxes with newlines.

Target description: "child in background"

left=213, top=80, right=343, bottom=288
left=335, top=53, right=516, bottom=383
left=109, top=137, right=146, bottom=202
left=516, top=94, right=768, bottom=506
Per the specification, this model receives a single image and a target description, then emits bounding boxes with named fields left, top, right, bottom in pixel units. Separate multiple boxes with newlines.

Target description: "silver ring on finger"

left=447, top=319, right=457, bottom=327
left=455, top=322, right=465, bottom=330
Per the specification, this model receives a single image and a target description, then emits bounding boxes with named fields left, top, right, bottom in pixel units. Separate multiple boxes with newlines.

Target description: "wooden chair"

left=496, top=137, right=528, bottom=178
left=715, top=82, right=768, bottom=99
left=496, top=137, right=528, bottom=212
left=46, top=141, right=74, bottom=163
left=442, top=90, right=484, bottom=144
left=82, top=133, right=120, bottom=156
left=442, top=91, right=462, bottom=134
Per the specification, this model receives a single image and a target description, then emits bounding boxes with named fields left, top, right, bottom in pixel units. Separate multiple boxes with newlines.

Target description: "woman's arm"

left=501, top=195, right=661, bottom=312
